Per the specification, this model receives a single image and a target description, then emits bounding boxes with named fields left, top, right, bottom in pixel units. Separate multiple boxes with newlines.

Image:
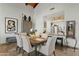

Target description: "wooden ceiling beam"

left=25, top=3, right=38, bottom=8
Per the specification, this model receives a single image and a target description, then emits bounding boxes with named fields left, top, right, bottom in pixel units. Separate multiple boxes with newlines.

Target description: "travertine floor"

left=0, top=43, right=79, bottom=56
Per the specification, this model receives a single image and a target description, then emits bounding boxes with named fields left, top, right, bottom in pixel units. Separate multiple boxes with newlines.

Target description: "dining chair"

left=38, top=36, right=57, bottom=56
left=15, top=33, right=23, bottom=53
left=21, top=34, right=34, bottom=56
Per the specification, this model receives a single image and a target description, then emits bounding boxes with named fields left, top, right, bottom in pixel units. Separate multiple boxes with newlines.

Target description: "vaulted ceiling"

left=25, top=3, right=38, bottom=8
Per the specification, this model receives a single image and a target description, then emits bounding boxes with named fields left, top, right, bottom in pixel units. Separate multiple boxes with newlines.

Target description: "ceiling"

left=25, top=3, right=38, bottom=8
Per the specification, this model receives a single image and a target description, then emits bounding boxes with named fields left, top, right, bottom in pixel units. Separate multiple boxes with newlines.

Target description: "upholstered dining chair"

left=21, top=34, right=34, bottom=56
left=38, top=36, right=57, bottom=56
left=15, top=33, right=23, bottom=53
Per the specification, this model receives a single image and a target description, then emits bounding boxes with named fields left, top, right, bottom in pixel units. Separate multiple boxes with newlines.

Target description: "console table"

left=48, top=34, right=68, bottom=47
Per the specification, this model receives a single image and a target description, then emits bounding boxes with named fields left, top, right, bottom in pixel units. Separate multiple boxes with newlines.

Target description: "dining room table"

left=30, top=36, right=47, bottom=56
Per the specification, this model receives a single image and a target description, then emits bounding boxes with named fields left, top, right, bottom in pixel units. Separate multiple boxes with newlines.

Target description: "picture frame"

left=5, top=17, right=18, bottom=33
left=66, top=21, right=75, bottom=39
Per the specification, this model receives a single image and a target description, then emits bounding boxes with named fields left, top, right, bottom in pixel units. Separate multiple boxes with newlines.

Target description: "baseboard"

left=56, top=43, right=79, bottom=50
left=0, top=43, right=6, bottom=45
left=61, top=44, right=79, bottom=51
left=0, top=42, right=16, bottom=45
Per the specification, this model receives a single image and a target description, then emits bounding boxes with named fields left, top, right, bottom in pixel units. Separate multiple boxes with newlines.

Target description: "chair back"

left=44, top=36, right=56, bottom=55
left=21, top=34, right=32, bottom=53
left=48, top=36, right=56, bottom=55
left=16, top=34, right=22, bottom=47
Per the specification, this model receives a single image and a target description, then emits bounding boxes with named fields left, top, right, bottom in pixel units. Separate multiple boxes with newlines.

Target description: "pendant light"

left=28, top=16, right=31, bottom=22
left=23, top=15, right=27, bottom=21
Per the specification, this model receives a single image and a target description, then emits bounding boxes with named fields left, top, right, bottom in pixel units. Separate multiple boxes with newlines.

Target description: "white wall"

left=33, top=3, right=79, bottom=48
left=0, top=3, right=33, bottom=44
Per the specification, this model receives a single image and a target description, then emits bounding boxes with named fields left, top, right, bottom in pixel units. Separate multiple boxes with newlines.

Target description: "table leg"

left=61, top=38, right=63, bottom=47
left=35, top=45, right=37, bottom=56
left=74, top=39, right=77, bottom=52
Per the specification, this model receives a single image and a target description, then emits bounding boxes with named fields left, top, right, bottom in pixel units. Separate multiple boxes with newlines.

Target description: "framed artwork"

left=5, top=17, right=18, bottom=33
left=66, top=21, right=75, bottom=38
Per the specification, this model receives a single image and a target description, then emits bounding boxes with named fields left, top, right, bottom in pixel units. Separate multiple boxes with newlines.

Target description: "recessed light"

left=50, top=8, right=55, bottom=10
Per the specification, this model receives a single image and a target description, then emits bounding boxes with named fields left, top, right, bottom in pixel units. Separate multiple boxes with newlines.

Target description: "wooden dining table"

left=30, top=37, right=47, bottom=56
